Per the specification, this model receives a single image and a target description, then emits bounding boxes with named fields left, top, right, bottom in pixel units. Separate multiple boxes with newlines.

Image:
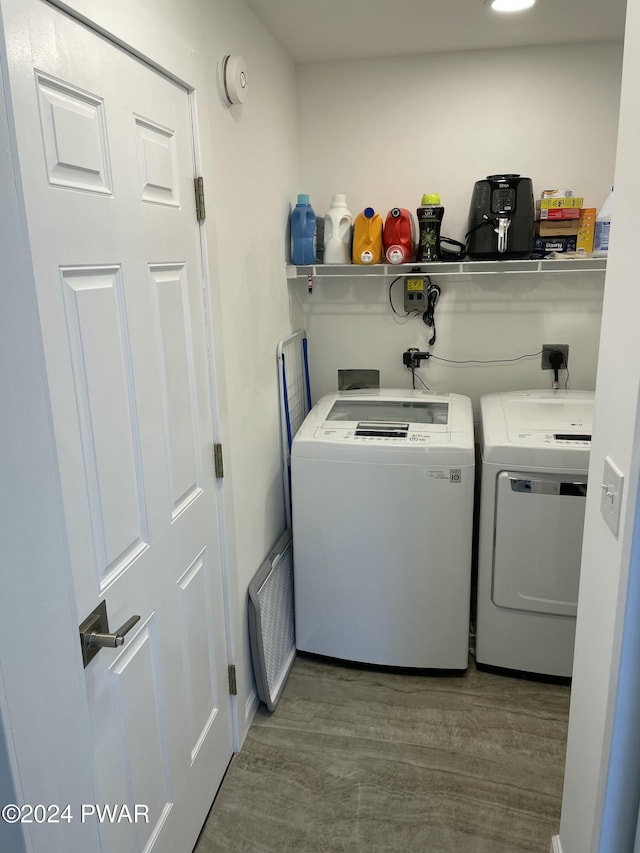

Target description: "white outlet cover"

left=601, top=455, right=624, bottom=536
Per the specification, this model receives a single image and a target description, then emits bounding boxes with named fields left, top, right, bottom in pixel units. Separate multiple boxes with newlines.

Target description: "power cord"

left=438, top=216, right=500, bottom=261
left=402, top=347, right=544, bottom=391
left=408, top=366, right=431, bottom=390
left=428, top=350, right=543, bottom=366
left=422, top=282, right=441, bottom=345
left=388, top=276, right=409, bottom=316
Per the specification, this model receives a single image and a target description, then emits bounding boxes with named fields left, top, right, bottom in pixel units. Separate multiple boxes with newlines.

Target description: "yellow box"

left=538, top=197, right=584, bottom=209
left=576, top=208, right=596, bottom=253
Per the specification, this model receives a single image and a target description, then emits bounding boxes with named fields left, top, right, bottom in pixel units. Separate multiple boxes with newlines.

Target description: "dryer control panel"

left=511, top=431, right=592, bottom=448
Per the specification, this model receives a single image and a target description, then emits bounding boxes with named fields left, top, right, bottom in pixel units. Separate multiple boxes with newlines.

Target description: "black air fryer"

left=467, top=174, right=535, bottom=260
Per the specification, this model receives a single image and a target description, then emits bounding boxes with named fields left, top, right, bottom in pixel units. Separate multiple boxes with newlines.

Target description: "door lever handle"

left=79, top=601, right=141, bottom=667
left=87, top=615, right=141, bottom=649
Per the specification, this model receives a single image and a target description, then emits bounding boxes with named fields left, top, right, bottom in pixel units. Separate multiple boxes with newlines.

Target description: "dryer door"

left=492, top=471, right=587, bottom=616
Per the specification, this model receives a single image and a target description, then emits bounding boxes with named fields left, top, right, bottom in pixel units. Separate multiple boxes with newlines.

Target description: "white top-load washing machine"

left=476, top=389, right=594, bottom=678
left=291, top=389, right=475, bottom=670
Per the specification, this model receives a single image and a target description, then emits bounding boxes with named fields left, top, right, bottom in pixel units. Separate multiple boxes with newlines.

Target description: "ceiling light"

left=489, top=0, right=536, bottom=11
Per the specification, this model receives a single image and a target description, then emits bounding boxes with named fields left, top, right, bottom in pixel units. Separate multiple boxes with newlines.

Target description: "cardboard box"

left=539, top=207, right=581, bottom=220
left=541, top=189, right=575, bottom=198
left=534, top=235, right=578, bottom=254
left=576, top=207, right=596, bottom=253
left=537, top=220, right=579, bottom=237
left=538, top=197, right=584, bottom=210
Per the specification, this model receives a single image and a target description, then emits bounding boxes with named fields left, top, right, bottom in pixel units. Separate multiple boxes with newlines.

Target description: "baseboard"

left=550, top=835, right=563, bottom=853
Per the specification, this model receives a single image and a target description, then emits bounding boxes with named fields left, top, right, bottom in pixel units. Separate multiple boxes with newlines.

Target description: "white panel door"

left=3, top=1, right=233, bottom=851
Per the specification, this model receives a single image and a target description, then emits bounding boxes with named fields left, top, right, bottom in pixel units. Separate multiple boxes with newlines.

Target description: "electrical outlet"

left=541, top=344, right=569, bottom=370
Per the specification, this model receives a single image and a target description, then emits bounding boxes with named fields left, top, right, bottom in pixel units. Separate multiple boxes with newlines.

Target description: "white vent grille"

left=248, top=530, right=295, bottom=711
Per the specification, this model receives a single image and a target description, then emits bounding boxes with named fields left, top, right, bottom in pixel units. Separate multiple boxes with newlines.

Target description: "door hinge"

left=228, top=664, right=238, bottom=696
left=194, top=176, right=206, bottom=222
left=213, top=443, right=224, bottom=479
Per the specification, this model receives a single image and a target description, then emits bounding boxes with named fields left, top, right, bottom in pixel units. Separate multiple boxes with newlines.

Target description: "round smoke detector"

left=220, top=55, right=248, bottom=106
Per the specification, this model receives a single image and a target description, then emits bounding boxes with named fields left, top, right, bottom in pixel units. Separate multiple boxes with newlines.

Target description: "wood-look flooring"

left=195, top=655, right=570, bottom=852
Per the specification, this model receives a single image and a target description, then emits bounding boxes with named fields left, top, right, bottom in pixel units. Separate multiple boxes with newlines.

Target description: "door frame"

left=0, top=2, right=236, bottom=851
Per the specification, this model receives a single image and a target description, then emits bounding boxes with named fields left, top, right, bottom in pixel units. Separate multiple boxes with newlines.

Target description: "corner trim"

left=550, top=836, right=563, bottom=853
left=244, top=688, right=259, bottom=728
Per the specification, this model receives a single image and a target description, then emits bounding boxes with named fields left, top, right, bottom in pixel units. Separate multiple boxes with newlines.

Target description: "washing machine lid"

left=326, top=396, right=449, bottom=431
left=292, top=388, right=474, bottom=464
left=481, top=390, right=594, bottom=468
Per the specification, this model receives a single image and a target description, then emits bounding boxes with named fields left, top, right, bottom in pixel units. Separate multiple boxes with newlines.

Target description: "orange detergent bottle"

left=352, top=207, right=383, bottom=265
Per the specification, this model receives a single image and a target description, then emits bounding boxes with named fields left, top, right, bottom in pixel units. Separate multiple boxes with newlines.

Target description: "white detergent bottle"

left=323, top=194, right=353, bottom=264
left=594, top=187, right=613, bottom=254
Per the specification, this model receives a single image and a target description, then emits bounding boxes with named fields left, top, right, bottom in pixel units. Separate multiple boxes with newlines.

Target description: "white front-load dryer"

left=476, top=390, right=594, bottom=678
left=291, top=389, right=475, bottom=670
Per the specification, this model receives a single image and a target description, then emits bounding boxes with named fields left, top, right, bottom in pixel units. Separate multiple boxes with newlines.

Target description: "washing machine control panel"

left=313, top=425, right=447, bottom=444
left=316, top=398, right=451, bottom=444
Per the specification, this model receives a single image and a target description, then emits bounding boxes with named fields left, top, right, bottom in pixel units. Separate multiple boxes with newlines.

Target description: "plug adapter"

left=549, top=349, right=565, bottom=370
left=541, top=344, right=569, bottom=370
left=402, top=348, right=430, bottom=370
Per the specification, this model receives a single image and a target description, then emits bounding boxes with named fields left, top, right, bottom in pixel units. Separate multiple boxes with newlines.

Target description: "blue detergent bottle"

left=291, top=194, right=317, bottom=264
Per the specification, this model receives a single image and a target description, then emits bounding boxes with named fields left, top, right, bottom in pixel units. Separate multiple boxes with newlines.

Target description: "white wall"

left=205, top=3, right=303, bottom=724
left=297, top=42, right=622, bottom=242
left=296, top=267, right=605, bottom=409
left=19, top=0, right=300, bottom=738
left=294, top=42, right=620, bottom=409
left=557, top=3, right=640, bottom=850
